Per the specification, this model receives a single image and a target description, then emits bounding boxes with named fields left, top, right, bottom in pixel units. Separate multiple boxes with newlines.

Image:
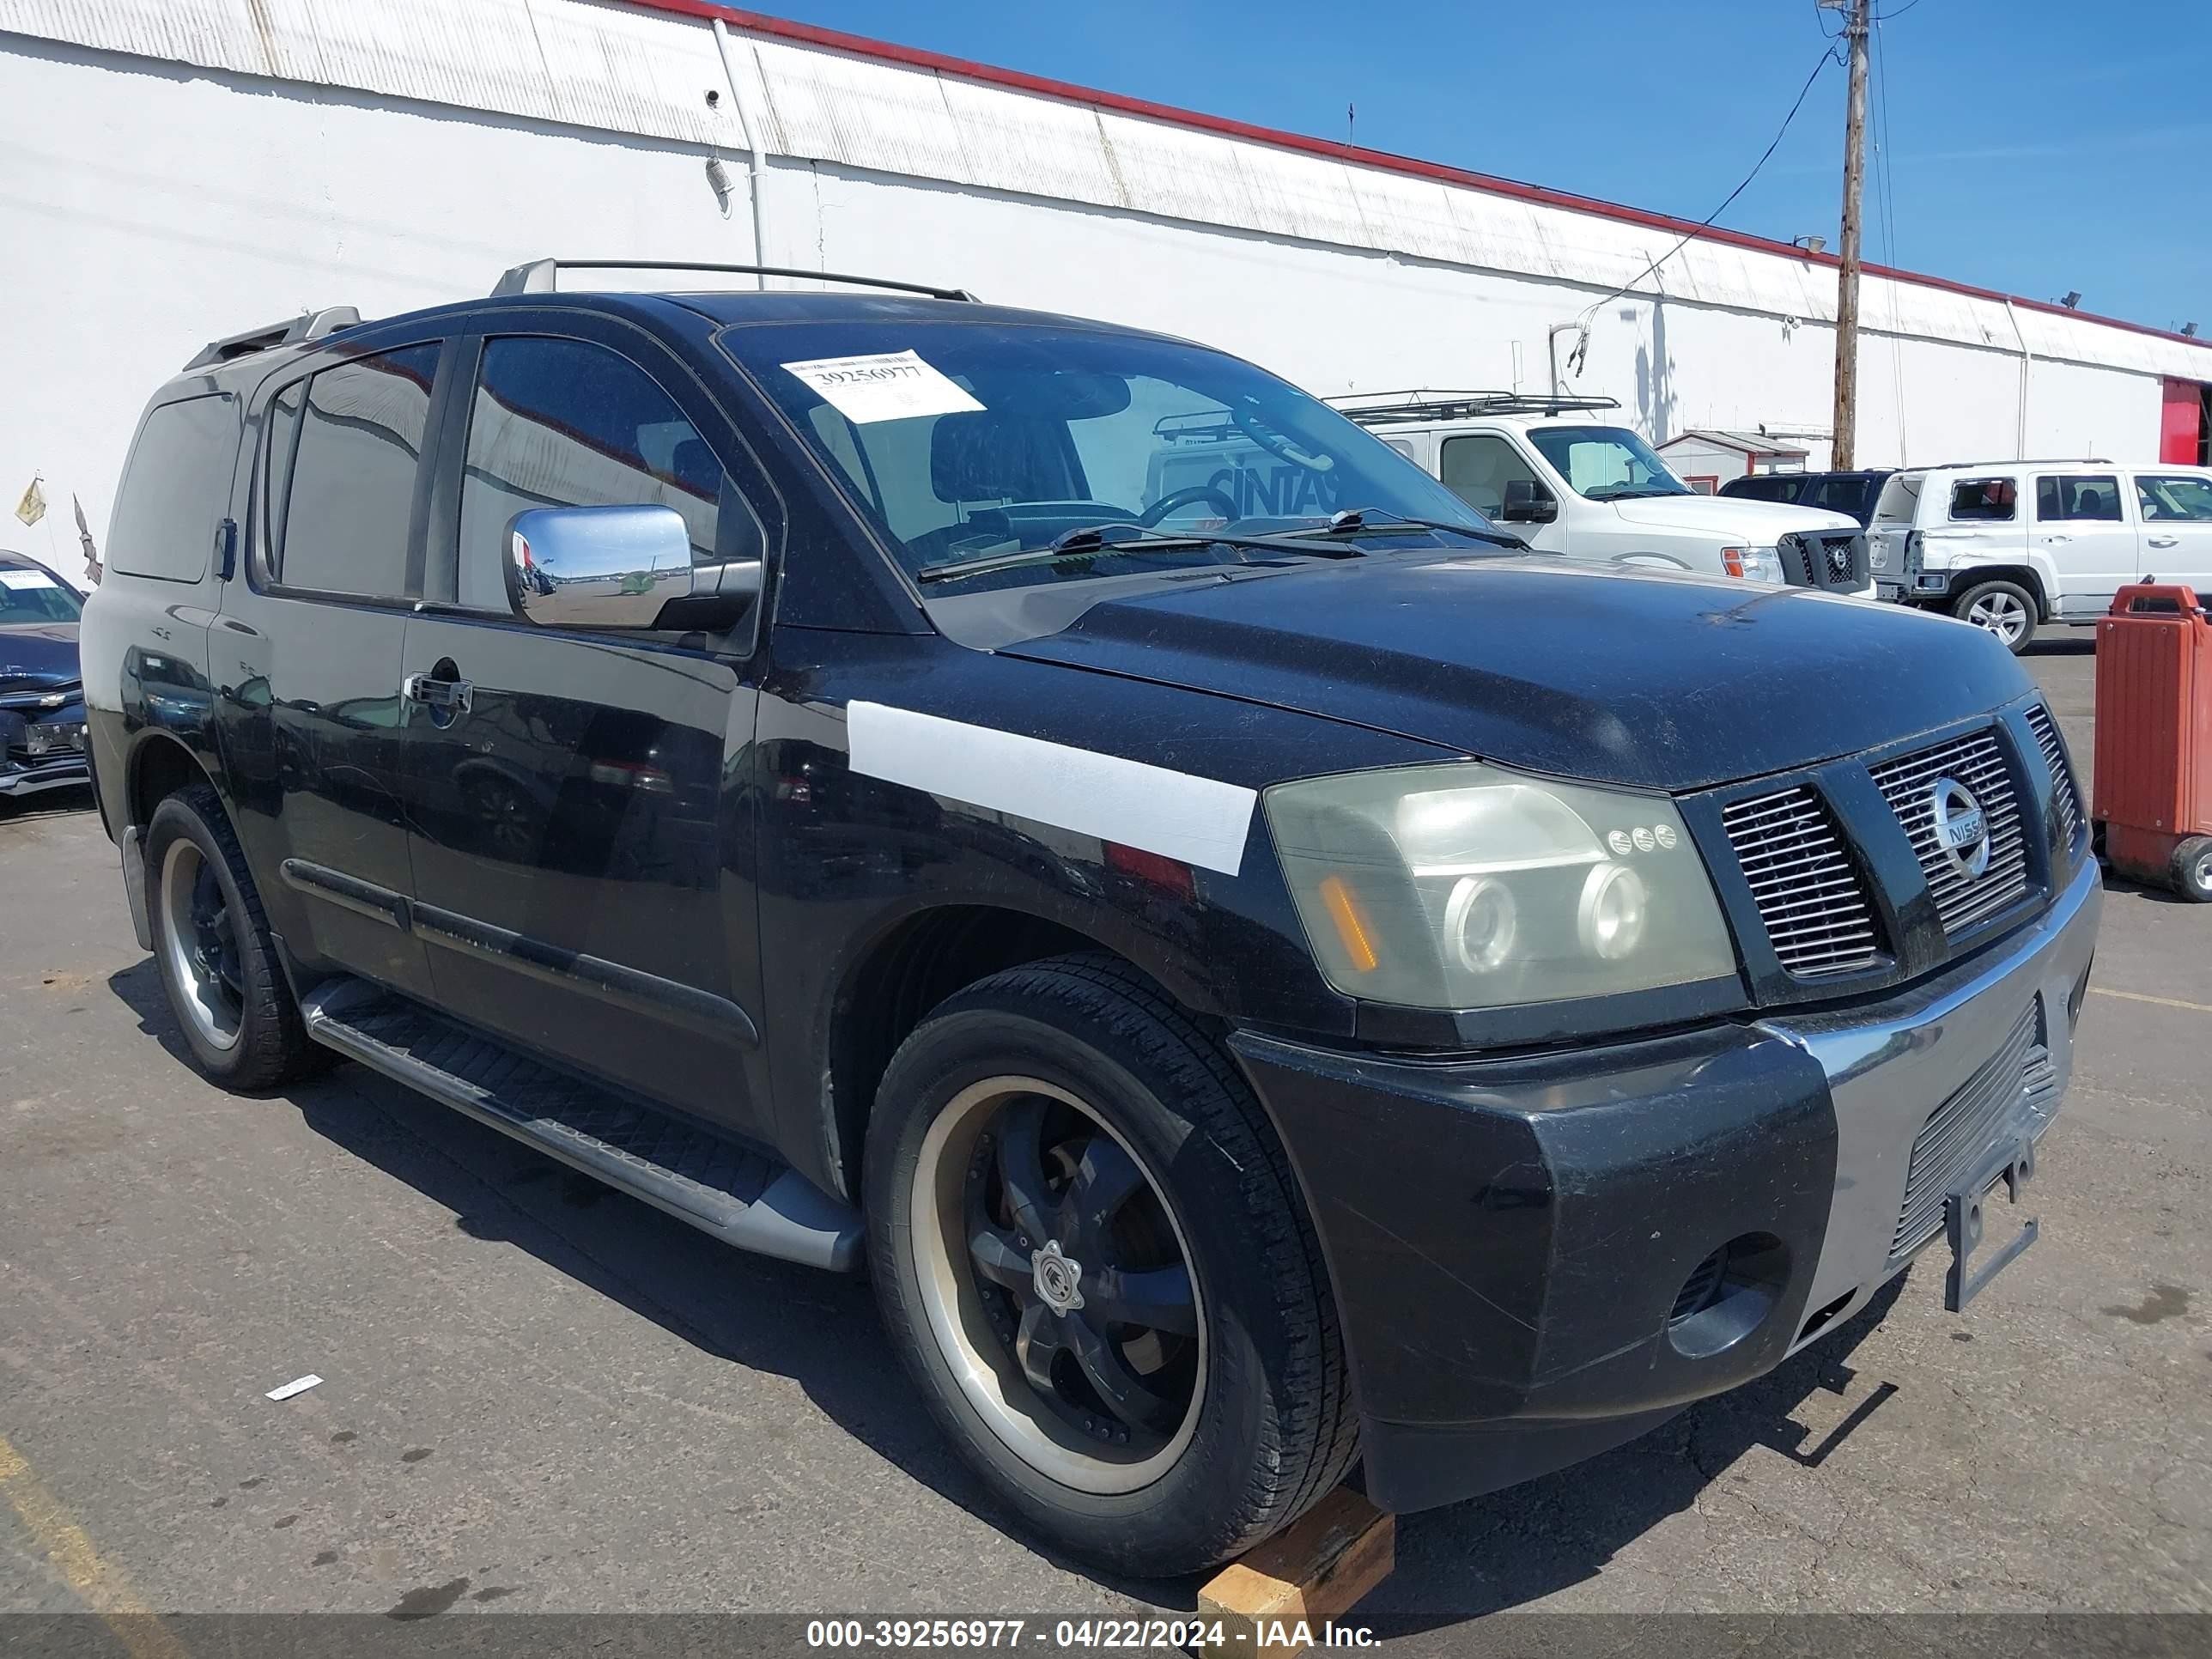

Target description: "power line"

left=1873, top=0, right=1925, bottom=18
left=1567, top=41, right=1842, bottom=371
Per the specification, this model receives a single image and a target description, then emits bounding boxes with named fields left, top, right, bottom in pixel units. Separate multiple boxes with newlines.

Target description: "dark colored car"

left=81, top=265, right=2100, bottom=1577
left=1721, top=468, right=1896, bottom=526
left=0, top=550, right=90, bottom=803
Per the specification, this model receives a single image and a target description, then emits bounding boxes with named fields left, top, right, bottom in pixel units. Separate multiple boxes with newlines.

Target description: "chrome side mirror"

left=507, top=505, right=693, bottom=629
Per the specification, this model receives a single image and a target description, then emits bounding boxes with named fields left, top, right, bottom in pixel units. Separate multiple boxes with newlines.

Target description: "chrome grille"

left=1721, top=786, right=1881, bottom=975
left=2023, top=704, right=2083, bottom=852
left=1870, top=729, right=2030, bottom=938
left=1778, top=530, right=1870, bottom=592
left=1890, top=1001, right=2043, bottom=1259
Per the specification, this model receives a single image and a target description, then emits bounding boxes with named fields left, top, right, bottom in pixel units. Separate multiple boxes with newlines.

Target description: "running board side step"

left=299, top=980, right=862, bottom=1273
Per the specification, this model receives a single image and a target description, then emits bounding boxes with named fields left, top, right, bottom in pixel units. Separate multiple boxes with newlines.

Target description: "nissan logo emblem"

left=1929, top=776, right=1991, bottom=879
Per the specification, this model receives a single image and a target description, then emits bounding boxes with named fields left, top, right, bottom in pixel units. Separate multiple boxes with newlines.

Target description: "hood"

left=1609, top=495, right=1859, bottom=537
left=999, top=556, right=2027, bottom=792
left=0, top=623, right=80, bottom=690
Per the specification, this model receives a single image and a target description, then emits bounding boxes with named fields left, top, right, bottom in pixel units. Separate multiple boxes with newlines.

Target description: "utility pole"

left=1831, top=0, right=1870, bottom=470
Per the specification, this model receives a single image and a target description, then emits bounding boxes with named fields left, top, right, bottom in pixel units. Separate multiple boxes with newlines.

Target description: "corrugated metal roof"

left=4, top=0, right=2206, bottom=381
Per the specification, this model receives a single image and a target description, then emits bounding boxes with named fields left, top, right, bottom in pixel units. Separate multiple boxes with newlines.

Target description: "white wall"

left=0, top=6, right=2201, bottom=552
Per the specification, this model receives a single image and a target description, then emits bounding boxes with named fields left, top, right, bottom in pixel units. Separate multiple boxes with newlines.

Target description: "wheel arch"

left=125, top=730, right=218, bottom=830
left=815, top=902, right=1199, bottom=1206
left=1950, top=563, right=2051, bottom=619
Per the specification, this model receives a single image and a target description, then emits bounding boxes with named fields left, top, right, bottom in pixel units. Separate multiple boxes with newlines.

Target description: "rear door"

left=2032, top=471, right=2138, bottom=617
left=397, top=318, right=774, bottom=1137
left=225, top=340, right=451, bottom=999
left=2130, top=471, right=2212, bottom=599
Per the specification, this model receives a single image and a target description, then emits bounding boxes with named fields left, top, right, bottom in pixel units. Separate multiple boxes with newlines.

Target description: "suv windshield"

left=0, top=564, right=83, bottom=623
left=1526, top=426, right=1690, bottom=501
left=720, top=319, right=1491, bottom=588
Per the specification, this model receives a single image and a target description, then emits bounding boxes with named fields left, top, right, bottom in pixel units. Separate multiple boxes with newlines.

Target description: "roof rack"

left=491, top=258, right=978, bottom=303
left=1328, top=390, right=1623, bottom=426
left=184, top=307, right=362, bottom=372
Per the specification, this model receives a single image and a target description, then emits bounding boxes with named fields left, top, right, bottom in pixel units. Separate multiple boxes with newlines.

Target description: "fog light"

left=1577, top=862, right=1647, bottom=960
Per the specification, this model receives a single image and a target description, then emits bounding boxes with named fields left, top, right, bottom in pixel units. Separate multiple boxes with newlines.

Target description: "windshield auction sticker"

left=0, top=569, right=60, bottom=589
left=782, top=350, right=983, bottom=424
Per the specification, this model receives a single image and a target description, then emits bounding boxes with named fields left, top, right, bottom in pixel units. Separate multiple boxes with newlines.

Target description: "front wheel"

left=1953, top=579, right=2039, bottom=653
left=866, top=956, right=1357, bottom=1577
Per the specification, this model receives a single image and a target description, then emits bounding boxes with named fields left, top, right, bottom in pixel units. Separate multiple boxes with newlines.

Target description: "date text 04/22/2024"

left=803, top=1618, right=1381, bottom=1649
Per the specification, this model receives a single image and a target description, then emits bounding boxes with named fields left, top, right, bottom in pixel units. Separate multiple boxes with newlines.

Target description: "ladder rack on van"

left=1329, top=390, right=1621, bottom=426
left=183, top=307, right=362, bottom=372
left=491, top=258, right=978, bottom=302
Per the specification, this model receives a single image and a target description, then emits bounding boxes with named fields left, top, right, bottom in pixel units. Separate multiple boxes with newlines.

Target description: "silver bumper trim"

left=1762, top=857, right=2102, bottom=1341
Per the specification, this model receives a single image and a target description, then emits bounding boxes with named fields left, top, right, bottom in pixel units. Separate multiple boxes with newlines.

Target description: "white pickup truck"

left=1326, top=392, right=1872, bottom=594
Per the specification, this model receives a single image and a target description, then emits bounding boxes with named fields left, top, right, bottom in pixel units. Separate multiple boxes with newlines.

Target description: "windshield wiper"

left=916, top=522, right=1358, bottom=586
left=1267, top=507, right=1529, bottom=549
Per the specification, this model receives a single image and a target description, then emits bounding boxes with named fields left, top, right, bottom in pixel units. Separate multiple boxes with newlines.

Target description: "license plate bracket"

left=1944, top=1133, right=2039, bottom=1312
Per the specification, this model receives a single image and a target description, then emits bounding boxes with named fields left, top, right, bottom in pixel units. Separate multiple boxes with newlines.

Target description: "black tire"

left=144, top=782, right=322, bottom=1089
left=2172, top=836, right=2212, bottom=903
left=866, top=954, right=1357, bottom=1577
left=1951, top=579, right=2039, bottom=653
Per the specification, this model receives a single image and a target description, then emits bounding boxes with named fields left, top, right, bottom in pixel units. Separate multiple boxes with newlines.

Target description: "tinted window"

left=107, top=393, right=237, bottom=582
left=1440, top=434, right=1542, bottom=517
left=273, top=346, right=441, bottom=599
left=2136, top=473, right=2212, bottom=523
left=457, top=337, right=759, bottom=611
left=1723, top=477, right=1798, bottom=504
left=0, top=564, right=83, bottom=622
left=2034, top=474, right=2123, bottom=521
left=1948, top=477, right=2017, bottom=521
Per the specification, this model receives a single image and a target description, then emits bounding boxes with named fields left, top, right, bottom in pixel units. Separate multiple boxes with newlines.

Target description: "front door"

left=2031, top=471, right=2137, bottom=618
left=398, top=323, right=773, bottom=1137
left=2130, top=471, right=2212, bottom=599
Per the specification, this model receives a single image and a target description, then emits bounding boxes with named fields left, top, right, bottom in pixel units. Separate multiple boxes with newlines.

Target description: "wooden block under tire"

left=1195, top=1487, right=1394, bottom=1653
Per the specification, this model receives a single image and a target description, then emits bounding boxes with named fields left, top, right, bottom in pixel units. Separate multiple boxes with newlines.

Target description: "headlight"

left=1721, top=545, right=1784, bottom=583
left=1264, top=763, right=1738, bottom=1010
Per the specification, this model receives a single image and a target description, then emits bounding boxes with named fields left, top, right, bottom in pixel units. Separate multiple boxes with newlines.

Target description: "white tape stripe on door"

left=846, top=702, right=1257, bottom=877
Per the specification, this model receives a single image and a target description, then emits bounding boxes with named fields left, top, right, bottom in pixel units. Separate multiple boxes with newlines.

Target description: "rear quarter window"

left=1948, top=476, right=2017, bottom=521
left=106, top=393, right=239, bottom=582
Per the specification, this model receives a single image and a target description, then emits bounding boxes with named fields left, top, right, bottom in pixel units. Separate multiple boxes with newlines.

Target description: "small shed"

left=1656, top=431, right=1810, bottom=494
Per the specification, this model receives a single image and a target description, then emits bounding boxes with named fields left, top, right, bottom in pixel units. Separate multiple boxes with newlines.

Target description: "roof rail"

left=491, top=258, right=978, bottom=303
left=184, top=307, right=362, bottom=372
left=1904, top=458, right=2117, bottom=472
left=1328, top=389, right=1623, bottom=426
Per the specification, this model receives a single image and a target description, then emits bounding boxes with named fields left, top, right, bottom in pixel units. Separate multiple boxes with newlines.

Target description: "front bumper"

left=0, top=701, right=90, bottom=798
left=1231, top=857, right=2101, bottom=1513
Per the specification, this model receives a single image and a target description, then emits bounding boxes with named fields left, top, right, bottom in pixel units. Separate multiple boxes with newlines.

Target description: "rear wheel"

left=1953, top=579, right=2038, bottom=653
left=145, top=784, right=321, bottom=1088
left=866, top=955, right=1357, bottom=1577
left=2172, top=836, right=2212, bottom=903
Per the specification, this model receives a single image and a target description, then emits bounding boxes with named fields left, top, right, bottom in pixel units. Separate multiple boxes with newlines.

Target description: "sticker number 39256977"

left=781, top=350, right=984, bottom=425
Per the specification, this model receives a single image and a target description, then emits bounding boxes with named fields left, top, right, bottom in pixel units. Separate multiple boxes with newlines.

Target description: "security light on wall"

left=1791, top=235, right=1826, bottom=254
left=2058, top=292, right=2082, bottom=309
left=2185, top=323, right=2200, bottom=338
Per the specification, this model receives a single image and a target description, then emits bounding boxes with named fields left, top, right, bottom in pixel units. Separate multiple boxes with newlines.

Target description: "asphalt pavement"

left=1, top=635, right=2206, bottom=1649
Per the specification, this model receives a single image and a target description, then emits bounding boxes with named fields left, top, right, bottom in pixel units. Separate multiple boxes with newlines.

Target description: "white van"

left=1328, top=393, right=1872, bottom=594
left=1869, top=461, right=2212, bottom=652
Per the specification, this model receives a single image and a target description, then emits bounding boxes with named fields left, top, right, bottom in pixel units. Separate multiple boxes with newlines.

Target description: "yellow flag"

left=13, top=476, right=46, bottom=528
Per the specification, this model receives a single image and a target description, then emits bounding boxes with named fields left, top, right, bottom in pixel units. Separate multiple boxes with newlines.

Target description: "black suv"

left=83, top=262, right=2100, bottom=1576
left=1, top=549, right=90, bottom=803
left=1721, top=468, right=1896, bottom=526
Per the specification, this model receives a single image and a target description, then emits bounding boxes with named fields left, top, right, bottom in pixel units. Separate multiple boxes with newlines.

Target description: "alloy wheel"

left=159, top=838, right=245, bottom=1052
left=910, top=1077, right=1205, bottom=1493
left=1965, top=590, right=2030, bottom=646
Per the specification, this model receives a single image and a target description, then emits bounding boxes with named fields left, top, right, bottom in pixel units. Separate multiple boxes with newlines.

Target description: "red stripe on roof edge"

left=639, top=0, right=2209, bottom=361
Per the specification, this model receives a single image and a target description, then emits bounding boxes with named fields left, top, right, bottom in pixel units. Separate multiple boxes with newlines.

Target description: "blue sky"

left=756, top=0, right=2208, bottom=335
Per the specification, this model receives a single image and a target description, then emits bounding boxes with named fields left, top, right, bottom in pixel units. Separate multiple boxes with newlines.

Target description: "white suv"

left=1869, top=461, right=2212, bottom=653
left=1331, top=393, right=1871, bottom=595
